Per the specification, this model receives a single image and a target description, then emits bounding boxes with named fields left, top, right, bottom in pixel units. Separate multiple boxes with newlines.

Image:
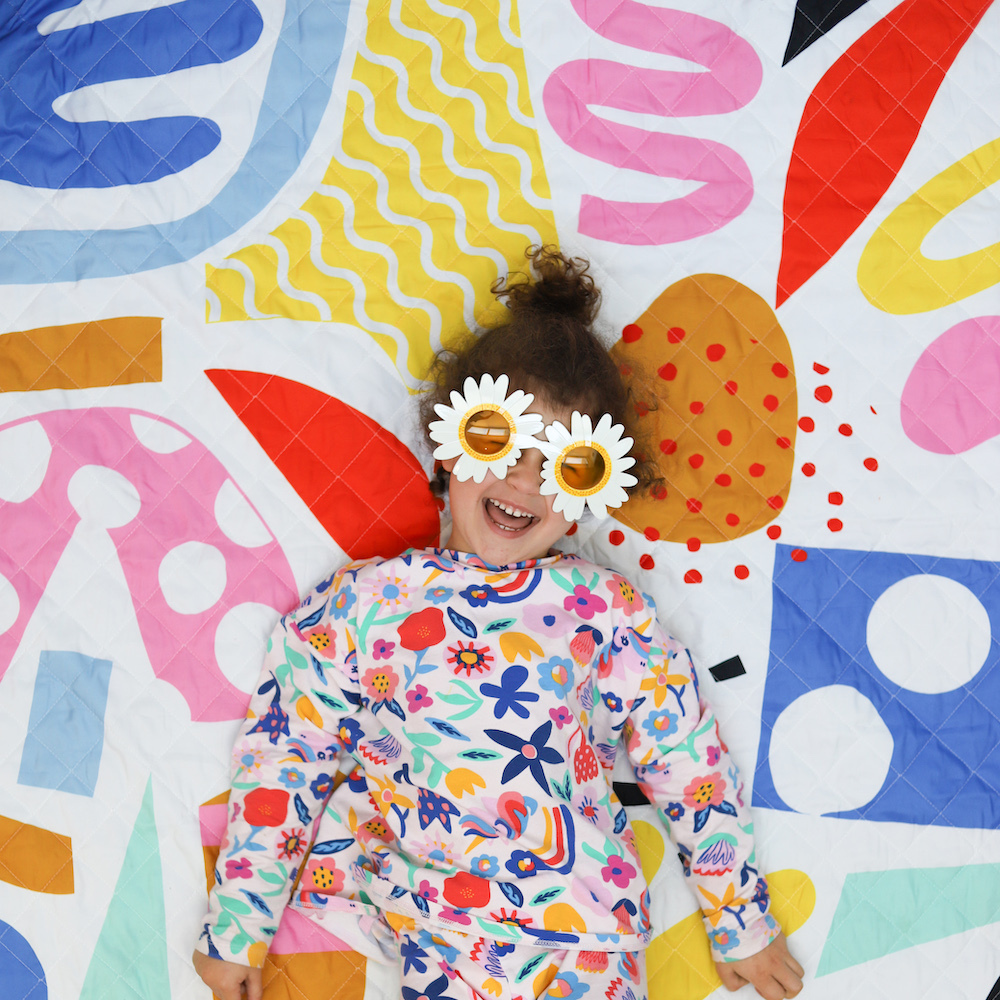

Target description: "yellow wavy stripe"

left=206, top=0, right=557, bottom=385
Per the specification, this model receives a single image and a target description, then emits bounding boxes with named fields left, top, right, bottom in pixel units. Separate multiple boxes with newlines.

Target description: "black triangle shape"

left=783, top=0, right=873, bottom=65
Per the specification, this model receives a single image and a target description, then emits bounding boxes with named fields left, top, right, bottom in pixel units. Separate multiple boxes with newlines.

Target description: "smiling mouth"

left=485, top=498, right=537, bottom=532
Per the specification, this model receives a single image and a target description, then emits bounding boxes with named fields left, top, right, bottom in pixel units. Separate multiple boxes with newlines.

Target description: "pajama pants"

left=389, top=925, right=648, bottom=1000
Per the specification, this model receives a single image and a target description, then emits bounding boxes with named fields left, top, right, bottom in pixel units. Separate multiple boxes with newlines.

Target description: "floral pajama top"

left=197, top=548, right=778, bottom=968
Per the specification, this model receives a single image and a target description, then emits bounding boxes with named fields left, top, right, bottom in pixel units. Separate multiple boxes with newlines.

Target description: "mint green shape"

left=81, top=777, right=171, bottom=1000
left=818, top=863, right=1000, bottom=977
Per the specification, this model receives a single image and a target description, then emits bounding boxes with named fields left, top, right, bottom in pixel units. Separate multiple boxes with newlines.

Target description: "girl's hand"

left=714, top=933, right=804, bottom=999
left=192, top=950, right=263, bottom=1000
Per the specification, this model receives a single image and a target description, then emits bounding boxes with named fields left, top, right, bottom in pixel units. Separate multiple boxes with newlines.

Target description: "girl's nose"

left=506, top=446, right=544, bottom=490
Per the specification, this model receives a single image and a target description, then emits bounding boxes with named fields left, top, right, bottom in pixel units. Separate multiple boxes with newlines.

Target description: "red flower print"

left=304, top=624, right=336, bottom=658
left=683, top=772, right=726, bottom=809
left=277, top=827, right=306, bottom=859
left=443, top=870, right=491, bottom=909
left=397, top=607, right=446, bottom=650
left=242, top=787, right=290, bottom=827
left=447, top=641, right=495, bottom=676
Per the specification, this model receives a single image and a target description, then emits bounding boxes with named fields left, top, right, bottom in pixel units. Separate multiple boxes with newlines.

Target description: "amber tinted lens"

left=559, top=446, right=606, bottom=491
left=464, top=409, right=512, bottom=456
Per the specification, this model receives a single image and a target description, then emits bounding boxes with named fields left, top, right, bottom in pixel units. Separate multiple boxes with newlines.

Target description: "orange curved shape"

left=206, top=370, right=439, bottom=560
left=776, top=0, right=992, bottom=306
left=0, top=814, right=73, bottom=894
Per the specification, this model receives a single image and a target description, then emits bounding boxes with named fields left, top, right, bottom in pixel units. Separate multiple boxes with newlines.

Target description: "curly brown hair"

left=419, top=245, right=658, bottom=499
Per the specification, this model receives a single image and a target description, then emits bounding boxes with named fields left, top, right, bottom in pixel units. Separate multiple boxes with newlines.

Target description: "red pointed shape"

left=206, top=370, right=439, bottom=559
left=776, top=0, right=992, bottom=306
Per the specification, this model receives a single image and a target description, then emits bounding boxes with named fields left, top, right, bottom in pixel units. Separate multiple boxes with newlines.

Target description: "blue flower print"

left=278, top=767, right=306, bottom=788
left=485, top=721, right=565, bottom=794
left=247, top=676, right=290, bottom=745
left=536, top=656, right=573, bottom=697
left=505, top=849, right=548, bottom=879
left=402, top=973, right=456, bottom=1000
left=708, top=926, right=740, bottom=955
left=459, top=582, right=498, bottom=607
left=545, top=971, right=589, bottom=999
left=642, top=709, right=679, bottom=740
left=470, top=853, right=499, bottom=877
left=425, top=586, right=453, bottom=604
left=330, top=585, right=357, bottom=620
left=337, top=718, right=363, bottom=754
left=602, top=691, right=624, bottom=713
left=662, top=801, right=685, bottom=823
left=310, top=772, right=334, bottom=800
left=751, top=877, right=770, bottom=913
left=398, top=934, right=429, bottom=975
left=481, top=665, right=539, bottom=719
left=416, top=929, right=460, bottom=964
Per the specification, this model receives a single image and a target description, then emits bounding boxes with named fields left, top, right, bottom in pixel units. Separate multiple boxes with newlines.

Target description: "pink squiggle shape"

left=543, top=0, right=761, bottom=245
left=901, top=317, right=1000, bottom=454
left=0, top=408, right=298, bottom=721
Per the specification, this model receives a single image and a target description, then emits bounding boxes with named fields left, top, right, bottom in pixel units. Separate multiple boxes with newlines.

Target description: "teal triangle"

left=818, top=863, right=1000, bottom=977
left=81, top=777, right=171, bottom=1000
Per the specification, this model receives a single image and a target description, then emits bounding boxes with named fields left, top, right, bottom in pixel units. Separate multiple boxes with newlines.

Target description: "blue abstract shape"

left=0, top=0, right=263, bottom=188
left=0, top=0, right=351, bottom=282
left=0, top=919, right=47, bottom=999
left=18, top=650, right=112, bottom=796
left=754, top=544, right=1000, bottom=829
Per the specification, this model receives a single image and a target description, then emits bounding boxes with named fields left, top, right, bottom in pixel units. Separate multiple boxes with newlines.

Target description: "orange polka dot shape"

left=611, top=275, right=797, bottom=543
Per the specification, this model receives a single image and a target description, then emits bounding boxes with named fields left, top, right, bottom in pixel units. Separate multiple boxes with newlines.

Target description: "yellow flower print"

left=499, top=631, right=544, bottom=663
left=368, top=569, right=412, bottom=609
left=639, top=659, right=690, bottom=708
left=698, top=883, right=748, bottom=927
left=370, top=774, right=416, bottom=813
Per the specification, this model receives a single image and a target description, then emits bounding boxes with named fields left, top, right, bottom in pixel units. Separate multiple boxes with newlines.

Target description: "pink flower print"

left=303, top=624, right=336, bottom=659
left=417, top=879, right=439, bottom=902
left=362, top=664, right=399, bottom=703
left=406, top=684, right=433, bottom=713
left=600, top=854, right=637, bottom=889
left=564, top=584, right=607, bottom=620
left=372, top=639, right=395, bottom=661
left=523, top=603, right=575, bottom=637
left=683, top=772, right=726, bottom=809
left=606, top=573, right=644, bottom=615
left=549, top=706, right=573, bottom=729
left=439, top=907, right=472, bottom=925
left=225, top=857, right=253, bottom=879
left=301, top=858, right=345, bottom=895
left=706, top=744, right=721, bottom=766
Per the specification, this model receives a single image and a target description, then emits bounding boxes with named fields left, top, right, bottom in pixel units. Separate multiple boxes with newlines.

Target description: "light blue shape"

left=80, top=777, right=169, bottom=1000
left=19, top=651, right=112, bottom=796
left=0, top=0, right=352, bottom=282
left=818, top=863, right=1000, bottom=976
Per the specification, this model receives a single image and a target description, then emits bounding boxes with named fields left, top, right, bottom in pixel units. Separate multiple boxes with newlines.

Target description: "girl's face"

left=442, top=395, right=576, bottom=565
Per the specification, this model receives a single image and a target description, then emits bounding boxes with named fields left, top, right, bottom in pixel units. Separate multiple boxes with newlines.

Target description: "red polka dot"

left=706, top=343, right=726, bottom=362
left=813, top=363, right=830, bottom=374
left=815, top=385, right=833, bottom=403
left=715, top=473, right=731, bottom=487
left=828, top=518, right=843, bottom=532
left=667, top=327, right=685, bottom=343
left=660, top=439, right=677, bottom=455
left=767, top=525, right=782, bottom=540
left=798, top=416, right=815, bottom=432
left=644, top=526, right=660, bottom=541
left=717, top=429, right=732, bottom=446
left=566, top=522, right=578, bottom=536
left=725, top=513, right=740, bottom=526
left=687, top=537, right=701, bottom=552
left=839, top=423, right=853, bottom=436
left=767, top=495, right=784, bottom=509
left=639, top=554, right=655, bottom=570
left=689, top=453, right=704, bottom=469
left=684, top=569, right=703, bottom=584
left=652, top=484, right=667, bottom=500
left=772, top=363, right=789, bottom=378
left=686, top=498, right=703, bottom=513
left=634, top=402, right=650, bottom=418
left=776, top=436, right=791, bottom=449
left=801, top=463, right=815, bottom=476
left=690, top=401, right=704, bottom=415
left=790, top=548, right=808, bottom=562
left=749, top=463, right=765, bottom=477
left=763, top=394, right=779, bottom=412
left=735, top=564, right=750, bottom=580
left=658, top=362, right=677, bottom=381
left=724, top=381, right=738, bottom=395
left=609, top=530, right=624, bottom=545
left=828, top=491, right=843, bottom=505
left=864, top=457, right=879, bottom=471
left=622, top=324, right=643, bottom=343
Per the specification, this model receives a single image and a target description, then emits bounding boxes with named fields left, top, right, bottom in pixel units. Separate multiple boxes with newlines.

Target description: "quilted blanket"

left=1, top=0, right=998, bottom=998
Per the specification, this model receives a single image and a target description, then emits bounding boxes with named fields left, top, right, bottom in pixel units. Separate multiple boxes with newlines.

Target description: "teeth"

left=488, top=499, right=533, bottom=519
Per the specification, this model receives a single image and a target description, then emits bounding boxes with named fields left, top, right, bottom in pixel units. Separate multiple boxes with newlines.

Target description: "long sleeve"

left=617, top=598, right=779, bottom=964
left=196, top=567, right=362, bottom=967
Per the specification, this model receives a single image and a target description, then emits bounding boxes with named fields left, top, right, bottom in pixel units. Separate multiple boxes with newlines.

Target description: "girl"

left=193, top=248, right=803, bottom=1000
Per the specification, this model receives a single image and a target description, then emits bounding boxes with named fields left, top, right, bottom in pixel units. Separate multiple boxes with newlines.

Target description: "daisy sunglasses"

left=428, top=374, right=637, bottom=520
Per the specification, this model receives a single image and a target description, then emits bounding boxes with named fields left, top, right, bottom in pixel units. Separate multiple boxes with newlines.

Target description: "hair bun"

left=493, top=244, right=601, bottom=324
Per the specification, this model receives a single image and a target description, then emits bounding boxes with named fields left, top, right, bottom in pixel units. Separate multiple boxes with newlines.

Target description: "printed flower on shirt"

left=563, top=583, right=608, bottom=620
left=247, top=675, right=290, bottom=745
left=547, top=972, right=589, bottom=1000
left=371, top=774, right=417, bottom=813
left=447, top=640, right=495, bottom=677
left=303, top=624, right=337, bottom=658
left=470, top=854, right=499, bottom=877
left=401, top=973, right=455, bottom=1000
left=523, top=603, right=576, bottom=637
left=568, top=625, right=603, bottom=666
left=639, top=653, right=691, bottom=708
left=460, top=582, right=498, bottom=607
left=485, top=720, right=565, bottom=794
left=277, top=827, right=306, bottom=859
left=600, top=854, right=637, bottom=889
left=481, top=665, right=539, bottom=719
left=302, top=858, right=345, bottom=894
left=337, top=718, right=363, bottom=753
left=443, top=871, right=491, bottom=909
left=372, top=639, right=395, bottom=660
left=606, top=573, right=644, bottom=615
left=549, top=706, right=573, bottom=729
left=225, top=857, right=253, bottom=879
left=243, top=787, right=289, bottom=827
left=684, top=772, right=737, bottom=833
left=708, top=926, right=741, bottom=955
left=397, top=607, right=446, bottom=650
left=368, top=569, right=412, bottom=609
left=406, top=684, right=433, bottom=713
left=536, top=655, right=573, bottom=697
left=425, top=586, right=453, bottom=605
left=362, top=663, right=405, bottom=719
left=330, top=584, right=357, bottom=620
left=641, top=708, right=679, bottom=740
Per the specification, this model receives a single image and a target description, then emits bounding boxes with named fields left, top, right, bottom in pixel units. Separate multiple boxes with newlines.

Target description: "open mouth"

left=485, top=498, right=537, bottom=532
